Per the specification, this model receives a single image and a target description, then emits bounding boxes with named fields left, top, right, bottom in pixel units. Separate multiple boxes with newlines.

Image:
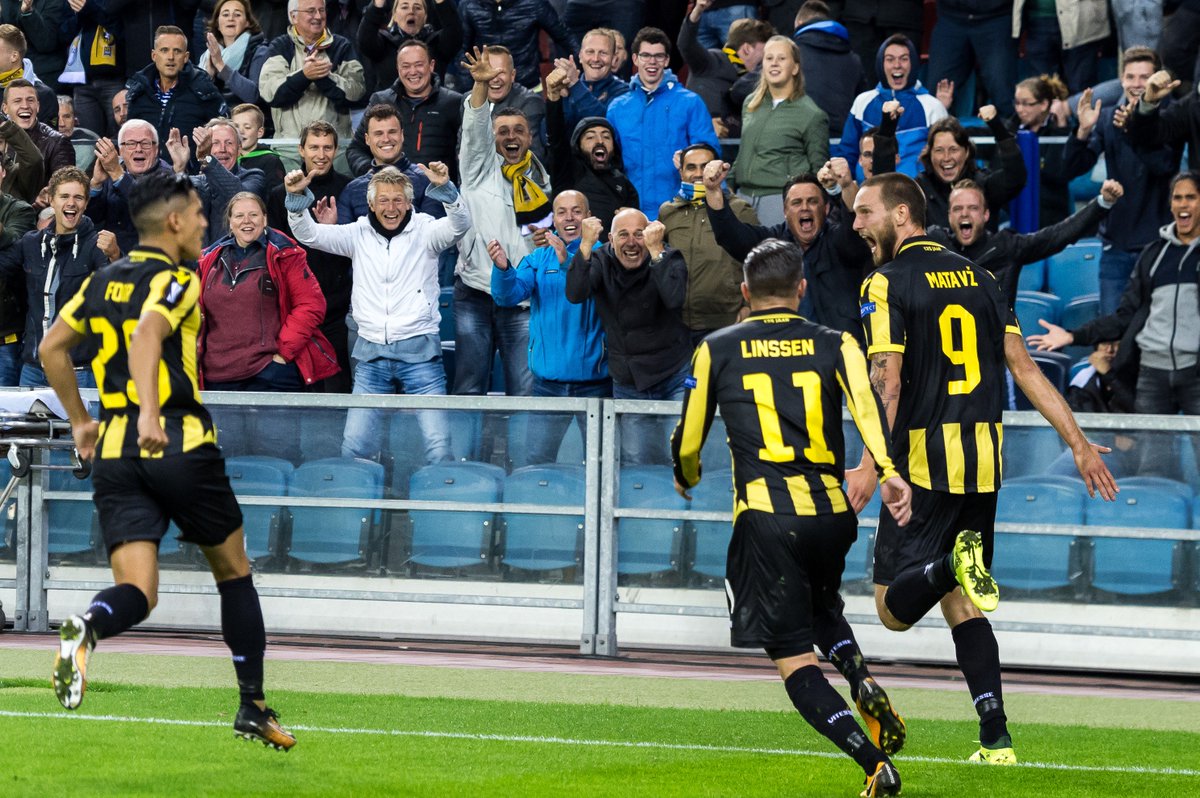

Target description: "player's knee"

left=875, top=588, right=912, bottom=631
left=143, top=589, right=159, bottom=612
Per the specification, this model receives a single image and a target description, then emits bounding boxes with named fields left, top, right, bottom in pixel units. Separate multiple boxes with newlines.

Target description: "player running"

left=672, top=239, right=912, bottom=797
left=847, top=172, right=1117, bottom=764
left=39, top=172, right=296, bottom=751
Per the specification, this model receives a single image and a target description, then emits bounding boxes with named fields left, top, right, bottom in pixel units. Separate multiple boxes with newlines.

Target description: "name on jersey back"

left=739, top=338, right=815, bottom=359
left=925, top=269, right=979, bottom=289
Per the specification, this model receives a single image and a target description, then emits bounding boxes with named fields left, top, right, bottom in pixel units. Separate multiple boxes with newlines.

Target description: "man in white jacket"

left=453, top=47, right=552, bottom=397
left=284, top=162, right=470, bottom=463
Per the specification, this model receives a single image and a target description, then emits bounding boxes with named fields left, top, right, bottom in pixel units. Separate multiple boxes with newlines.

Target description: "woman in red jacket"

left=198, top=192, right=339, bottom=392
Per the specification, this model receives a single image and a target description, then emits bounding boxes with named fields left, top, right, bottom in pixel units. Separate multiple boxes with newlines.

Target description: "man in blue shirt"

left=489, top=189, right=608, bottom=463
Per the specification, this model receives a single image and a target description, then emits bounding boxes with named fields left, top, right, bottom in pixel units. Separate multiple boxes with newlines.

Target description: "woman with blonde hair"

left=731, top=35, right=829, bottom=226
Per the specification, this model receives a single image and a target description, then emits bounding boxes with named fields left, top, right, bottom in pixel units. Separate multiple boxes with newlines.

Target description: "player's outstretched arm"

left=129, top=312, right=174, bottom=455
left=39, top=318, right=98, bottom=461
left=1004, top=333, right=1118, bottom=500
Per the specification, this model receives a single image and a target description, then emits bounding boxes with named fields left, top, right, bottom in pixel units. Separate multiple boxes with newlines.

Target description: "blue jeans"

left=452, top=279, right=533, bottom=396
left=927, top=13, right=1018, bottom=118
left=342, top=356, right=452, bottom=464
left=0, top=341, right=21, bottom=386
left=1110, top=0, right=1162, bottom=52
left=19, top=362, right=97, bottom=390
left=1099, top=246, right=1139, bottom=316
left=528, top=375, right=612, bottom=464
left=695, top=5, right=758, bottom=49
left=613, top=364, right=689, bottom=465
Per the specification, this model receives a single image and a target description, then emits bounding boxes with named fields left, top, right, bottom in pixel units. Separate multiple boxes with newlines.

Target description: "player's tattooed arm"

left=869, top=352, right=903, bottom=429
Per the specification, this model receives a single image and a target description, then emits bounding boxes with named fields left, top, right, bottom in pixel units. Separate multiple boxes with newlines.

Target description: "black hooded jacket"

left=547, top=101, right=638, bottom=230
left=0, top=216, right=107, bottom=365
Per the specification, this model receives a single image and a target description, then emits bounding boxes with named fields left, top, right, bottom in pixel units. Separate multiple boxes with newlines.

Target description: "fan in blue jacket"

left=605, top=28, right=718, bottom=221
left=833, top=33, right=948, bottom=178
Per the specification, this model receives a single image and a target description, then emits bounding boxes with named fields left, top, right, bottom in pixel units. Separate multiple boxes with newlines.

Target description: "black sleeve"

left=1008, top=199, right=1107, bottom=265
left=870, top=109, right=898, bottom=176
left=981, top=116, right=1028, bottom=212
left=546, top=96, right=574, bottom=193
left=1060, top=126, right=1100, bottom=181
left=428, top=0, right=464, bottom=66
left=676, top=16, right=720, bottom=79
left=356, top=1, right=390, bottom=61
left=707, top=201, right=780, bottom=262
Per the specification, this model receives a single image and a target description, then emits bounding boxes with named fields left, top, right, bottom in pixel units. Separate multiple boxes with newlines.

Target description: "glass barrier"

left=609, top=405, right=1200, bottom=612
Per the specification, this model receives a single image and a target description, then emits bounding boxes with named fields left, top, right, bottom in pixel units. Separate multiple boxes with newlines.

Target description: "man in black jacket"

left=1127, top=69, right=1200, bottom=171
left=2, top=79, right=73, bottom=184
left=566, top=208, right=690, bottom=464
left=791, top=2, right=865, bottom=136
left=544, top=71, right=637, bottom=231
left=458, top=0, right=578, bottom=89
left=702, top=160, right=869, bottom=341
left=267, top=120, right=351, bottom=392
left=677, top=0, right=772, bottom=137
left=0, top=166, right=115, bottom=387
left=0, top=153, right=35, bottom=385
left=125, top=25, right=227, bottom=163
left=1029, top=172, right=1200, bottom=415
left=356, top=0, right=463, bottom=92
left=347, top=39, right=463, bottom=178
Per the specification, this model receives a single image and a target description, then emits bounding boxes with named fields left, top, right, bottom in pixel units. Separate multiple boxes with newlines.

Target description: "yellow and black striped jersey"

left=672, top=308, right=900, bottom=521
left=58, top=247, right=216, bottom=460
left=859, top=236, right=1019, bottom=493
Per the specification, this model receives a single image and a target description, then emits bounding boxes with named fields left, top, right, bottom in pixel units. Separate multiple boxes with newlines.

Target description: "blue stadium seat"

left=688, top=469, right=734, bottom=580
left=1086, top=483, right=1189, bottom=596
left=408, top=462, right=503, bottom=569
left=286, top=457, right=384, bottom=565
left=1013, top=350, right=1072, bottom=411
left=226, top=456, right=293, bottom=562
left=1014, top=290, right=1061, bottom=335
left=499, top=465, right=586, bottom=572
left=1001, top=426, right=1065, bottom=478
left=617, top=465, right=687, bottom=576
left=1016, top=260, right=1046, bottom=293
left=994, top=477, right=1086, bottom=591
left=1060, top=293, right=1099, bottom=331
left=1046, top=242, right=1102, bottom=303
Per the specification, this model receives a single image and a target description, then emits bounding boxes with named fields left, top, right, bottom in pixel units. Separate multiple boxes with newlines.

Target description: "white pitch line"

left=1, top=710, right=1197, bottom=778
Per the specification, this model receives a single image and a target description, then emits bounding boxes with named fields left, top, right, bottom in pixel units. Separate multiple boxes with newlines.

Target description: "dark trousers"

left=1022, top=16, right=1101, bottom=96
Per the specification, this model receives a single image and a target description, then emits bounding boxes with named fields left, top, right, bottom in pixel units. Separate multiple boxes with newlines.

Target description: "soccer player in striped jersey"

left=672, top=239, right=911, bottom=797
left=39, top=172, right=296, bottom=750
left=848, top=172, right=1117, bottom=765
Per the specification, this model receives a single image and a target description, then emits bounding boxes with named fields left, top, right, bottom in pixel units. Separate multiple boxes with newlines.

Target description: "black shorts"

left=91, top=444, right=243, bottom=555
left=725, top=509, right=856, bottom=652
left=872, top=486, right=997, bottom=585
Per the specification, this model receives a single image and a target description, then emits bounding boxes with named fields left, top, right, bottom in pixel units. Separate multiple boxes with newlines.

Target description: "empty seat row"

left=1016, top=240, right=1102, bottom=302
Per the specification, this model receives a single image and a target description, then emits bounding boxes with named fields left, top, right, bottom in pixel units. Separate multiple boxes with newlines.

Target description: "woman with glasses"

left=730, top=35, right=828, bottom=227
left=1008, top=74, right=1073, bottom=225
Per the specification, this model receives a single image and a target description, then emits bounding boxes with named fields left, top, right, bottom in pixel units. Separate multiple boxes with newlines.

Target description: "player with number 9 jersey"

left=859, top=238, right=1020, bottom=494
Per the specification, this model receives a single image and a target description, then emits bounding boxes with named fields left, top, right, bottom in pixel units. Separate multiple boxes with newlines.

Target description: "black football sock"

left=83, top=583, right=149, bottom=640
left=814, top=616, right=871, bottom=696
left=883, top=560, right=952, bottom=626
left=217, top=574, right=266, bottom=706
left=951, top=617, right=1009, bottom=746
left=784, top=665, right=887, bottom=775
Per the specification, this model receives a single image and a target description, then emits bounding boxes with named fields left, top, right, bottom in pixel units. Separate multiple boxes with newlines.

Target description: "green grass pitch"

left=0, top=647, right=1195, bottom=797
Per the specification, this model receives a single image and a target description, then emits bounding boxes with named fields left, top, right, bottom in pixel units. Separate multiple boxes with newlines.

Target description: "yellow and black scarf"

left=0, top=66, right=24, bottom=86
left=501, top=151, right=551, bottom=226
left=722, top=47, right=746, bottom=75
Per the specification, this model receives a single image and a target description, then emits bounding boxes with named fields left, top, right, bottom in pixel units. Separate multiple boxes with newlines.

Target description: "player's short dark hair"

left=862, top=172, right=927, bottom=228
left=363, top=102, right=401, bottom=129
left=631, top=26, right=671, bottom=56
left=743, top=238, right=805, bottom=299
left=299, top=119, right=338, bottom=147
left=780, top=172, right=826, bottom=203
left=128, top=172, right=196, bottom=235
